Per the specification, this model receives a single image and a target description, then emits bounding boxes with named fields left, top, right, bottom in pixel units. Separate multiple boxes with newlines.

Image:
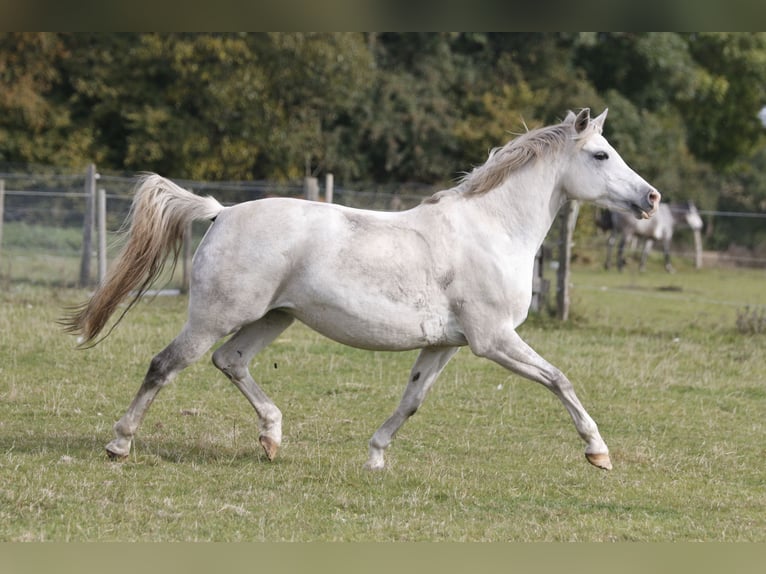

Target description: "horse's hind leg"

left=106, top=324, right=219, bottom=459
left=604, top=232, right=616, bottom=270
left=365, top=346, right=459, bottom=470
left=211, top=310, right=294, bottom=461
left=616, top=236, right=627, bottom=271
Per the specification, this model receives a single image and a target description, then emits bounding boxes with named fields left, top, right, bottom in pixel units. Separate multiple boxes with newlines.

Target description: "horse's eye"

left=593, top=151, right=609, bottom=161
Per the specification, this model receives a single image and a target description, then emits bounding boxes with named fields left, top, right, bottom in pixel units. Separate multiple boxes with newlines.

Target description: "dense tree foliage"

left=2, top=32, right=765, bottom=248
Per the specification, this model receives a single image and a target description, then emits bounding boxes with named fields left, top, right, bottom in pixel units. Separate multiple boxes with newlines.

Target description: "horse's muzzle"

left=632, top=188, right=661, bottom=219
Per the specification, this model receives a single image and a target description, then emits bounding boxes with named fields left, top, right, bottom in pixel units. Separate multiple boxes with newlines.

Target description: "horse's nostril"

left=648, top=189, right=661, bottom=205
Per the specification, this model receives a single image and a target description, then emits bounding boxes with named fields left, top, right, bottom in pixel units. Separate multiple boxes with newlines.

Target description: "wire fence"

left=0, top=166, right=439, bottom=290
left=0, top=165, right=764, bottom=291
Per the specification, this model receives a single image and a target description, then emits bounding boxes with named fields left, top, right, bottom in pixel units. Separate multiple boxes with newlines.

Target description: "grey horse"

left=602, top=201, right=703, bottom=272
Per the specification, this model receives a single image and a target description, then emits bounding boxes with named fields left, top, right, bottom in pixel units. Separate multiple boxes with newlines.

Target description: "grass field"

left=0, top=253, right=764, bottom=541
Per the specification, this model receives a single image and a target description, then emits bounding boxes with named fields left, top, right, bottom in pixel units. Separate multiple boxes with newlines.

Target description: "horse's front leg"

left=365, top=346, right=460, bottom=470
left=639, top=238, right=654, bottom=271
left=662, top=238, right=675, bottom=273
left=470, top=326, right=611, bottom=470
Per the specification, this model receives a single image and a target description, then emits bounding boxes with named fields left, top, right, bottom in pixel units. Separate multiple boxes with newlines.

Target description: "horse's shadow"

left=0, top=431, right=272, bottom=466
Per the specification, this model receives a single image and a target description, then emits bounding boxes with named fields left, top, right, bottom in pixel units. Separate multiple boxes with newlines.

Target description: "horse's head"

left=560, top=108, right=660, bottom=219
left=683, top=201, right=704, bottom=231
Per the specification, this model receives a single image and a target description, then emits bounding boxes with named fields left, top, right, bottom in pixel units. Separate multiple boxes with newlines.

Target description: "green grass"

left=0, top=262, right=764, bottom=541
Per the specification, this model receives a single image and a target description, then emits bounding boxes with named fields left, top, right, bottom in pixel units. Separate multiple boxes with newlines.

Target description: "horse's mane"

left=424, top=111, right=592, bottom=204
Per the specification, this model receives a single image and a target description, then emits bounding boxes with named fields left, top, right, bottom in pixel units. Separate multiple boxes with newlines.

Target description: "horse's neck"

left=469, top=168, right=565, bottom=251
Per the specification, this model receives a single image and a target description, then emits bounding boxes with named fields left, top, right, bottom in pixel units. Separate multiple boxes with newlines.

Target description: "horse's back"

left=614, top=203, right=672, bottom=240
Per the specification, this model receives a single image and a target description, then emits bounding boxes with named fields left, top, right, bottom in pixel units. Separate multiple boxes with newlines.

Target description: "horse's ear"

left=574, top=108, right=590, bottom=134
left=592, top=108, right=608, bottom=131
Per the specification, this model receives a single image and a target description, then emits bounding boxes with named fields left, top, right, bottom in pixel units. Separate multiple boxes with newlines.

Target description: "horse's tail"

left=62, top=173, right=224, bottom=345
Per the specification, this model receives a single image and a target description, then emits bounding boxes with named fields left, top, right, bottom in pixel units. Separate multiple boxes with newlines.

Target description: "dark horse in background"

left=600, top=201, right=703, bottom=272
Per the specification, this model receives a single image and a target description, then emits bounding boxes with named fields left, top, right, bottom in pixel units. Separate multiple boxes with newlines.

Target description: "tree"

left=357, top=33, right=469, bottom=183
left=50, top=33, right=375, bottom=181
left=246, top=33, right=375, bottom=181
left=0, top=33, right=92, bottom=166
left=574, top=32, right=766, bottom=170
left=680, top=33, right=766, bottom=169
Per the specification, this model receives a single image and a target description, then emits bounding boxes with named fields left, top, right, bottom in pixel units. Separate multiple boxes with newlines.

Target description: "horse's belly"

left=287, top=300, right=465, bottom=351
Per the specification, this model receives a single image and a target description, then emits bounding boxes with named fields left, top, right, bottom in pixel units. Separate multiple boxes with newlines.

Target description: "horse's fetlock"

left=261, top=406, right=282, bottom=429
left=369, top=434, right=389, bottom=451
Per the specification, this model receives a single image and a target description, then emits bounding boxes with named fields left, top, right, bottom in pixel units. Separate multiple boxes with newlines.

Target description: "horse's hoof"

left=363, top=449, right=386, bottom=471
left=106, top=448, right=129, bottom=462
left=363, top=461, right=385, bottom=471
left=586, top=452, right=613, bottom=470
left=259, top=435, right=279, bottom=461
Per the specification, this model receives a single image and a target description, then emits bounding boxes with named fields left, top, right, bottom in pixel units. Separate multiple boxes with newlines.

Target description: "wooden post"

left=556, top=200, right=579, bottom=321
left=693, top=229, right=703, bottom=269
left=0, top=180, right=5, bottom=266
left=97, top=188, right=107, bottom=285
left=325, top=173, right=334, bottom=204
left=79, top=164, right=97, bottom=287
left=304, top=177, right=319, bottom=201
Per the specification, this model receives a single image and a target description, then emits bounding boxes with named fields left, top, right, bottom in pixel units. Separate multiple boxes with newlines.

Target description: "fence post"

left=325, top=173, right=334, bottom=204
left=79, top=164, right=97, bottom=287
left=0, top=180, right=5, bottom=266
left=693, top=229, right=703, bottom=269
left=97, top=188, right=107, bottom=285
left=556, top=200, right=579, bottom=321
left=304, top=177, right=319, bottom=201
